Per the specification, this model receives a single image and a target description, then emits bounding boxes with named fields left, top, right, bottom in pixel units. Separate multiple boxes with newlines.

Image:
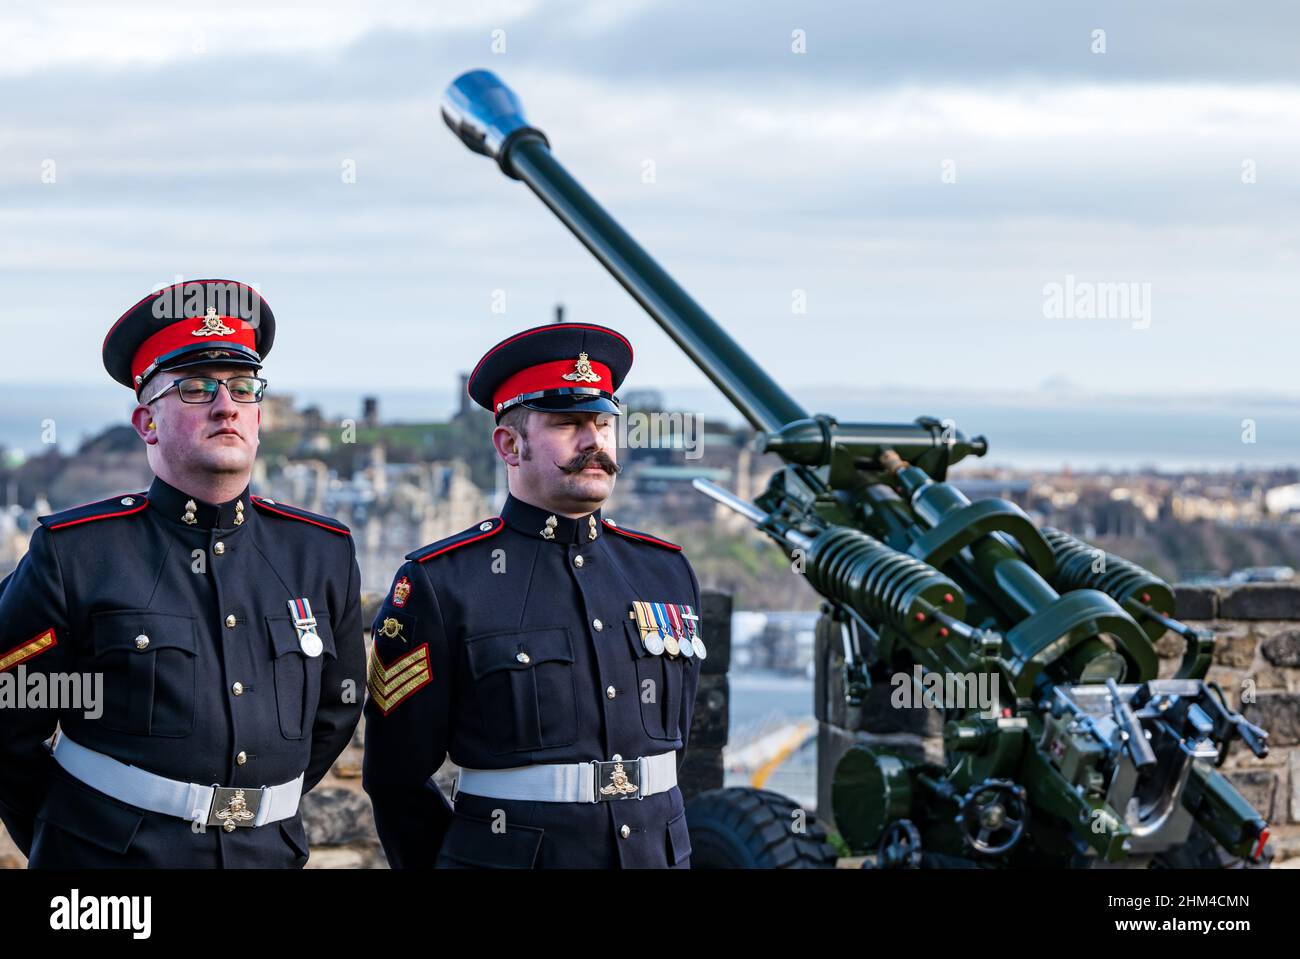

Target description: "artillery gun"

left=440, top=69, right=1272, bottom=868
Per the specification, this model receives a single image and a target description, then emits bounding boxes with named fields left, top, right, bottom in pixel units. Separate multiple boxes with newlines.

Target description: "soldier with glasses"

left=0, top=278, right=366, bottom=867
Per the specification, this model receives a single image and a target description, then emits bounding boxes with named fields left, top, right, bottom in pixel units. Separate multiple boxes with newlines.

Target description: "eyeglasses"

left=145, top=375, right=268, bottom=405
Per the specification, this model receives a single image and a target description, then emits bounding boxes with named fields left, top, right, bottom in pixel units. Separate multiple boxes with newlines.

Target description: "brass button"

left=134, top=634, right=149, bottom=650
left=232, top=682, right=244, bottom=696
left=606, top=685, right=616, bottom=700
left=516, top=652, right=531, bottom=664
left=225, top=614, right=237, bottom=628
left=223, top=821, right=237, bottom=833
left=236, top=751, right=247, bottom=765
left=593, top=619, right=603, bottom=631
left=479, top=521, right=494, bottom=532
left=213, top=541, right=225, bottom=555
left=620, top=824, right=631, bottom=839
left=120, top=497, right=135, bottom=506
left=573, top=555, right=584, bottom=568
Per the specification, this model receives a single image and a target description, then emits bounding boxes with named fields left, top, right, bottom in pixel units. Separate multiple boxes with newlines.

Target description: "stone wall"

left=814, top=583, right=1300, bottom=866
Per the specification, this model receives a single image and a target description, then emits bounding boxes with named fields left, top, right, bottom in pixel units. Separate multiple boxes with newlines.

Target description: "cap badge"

left=193, top=307, right=236, bottom=337
left=561, top=351, right=601, bottom=384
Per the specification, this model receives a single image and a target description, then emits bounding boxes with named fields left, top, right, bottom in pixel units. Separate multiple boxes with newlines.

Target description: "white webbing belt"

left=456, top=752, right=677, bottom=803
left=51, top=732, right=303, bottom=827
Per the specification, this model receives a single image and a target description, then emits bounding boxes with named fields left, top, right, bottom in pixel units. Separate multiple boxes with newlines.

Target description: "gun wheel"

left=876, top=818, right=924, bottom=869
left=685, top=787, right=839, bottom=869
left=957, top=778, right=1028, bottom=857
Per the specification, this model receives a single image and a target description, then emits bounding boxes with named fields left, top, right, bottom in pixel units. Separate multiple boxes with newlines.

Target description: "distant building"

left=457, top=373, right=472, bottom=418
left=261, top=394, right=303, bottom=432
left=1265, top=483, right=1300, bottom=516
left=729, top=611, right=818, bottom=674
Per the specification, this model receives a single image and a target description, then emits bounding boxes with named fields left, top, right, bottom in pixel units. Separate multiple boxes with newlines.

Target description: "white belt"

left=455, top=752, right=677, bottom=804
left=50, top=732, right=303, bottom=830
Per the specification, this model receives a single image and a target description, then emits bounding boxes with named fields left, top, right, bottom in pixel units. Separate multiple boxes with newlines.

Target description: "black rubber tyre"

left=684, top=787, right=839, bottom=869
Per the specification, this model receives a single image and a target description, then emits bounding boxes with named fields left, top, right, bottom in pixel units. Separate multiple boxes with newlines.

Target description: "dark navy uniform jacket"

left=363, top=493, right=701, bottom=868
left=0, top=477, right=366, bottom=867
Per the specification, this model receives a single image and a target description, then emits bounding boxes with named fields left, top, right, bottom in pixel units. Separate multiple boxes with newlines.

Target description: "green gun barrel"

left=442, top=68, right=804, bottom=434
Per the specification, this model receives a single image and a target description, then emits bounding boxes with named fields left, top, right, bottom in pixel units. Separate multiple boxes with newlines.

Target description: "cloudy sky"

left=1, top=1, right=1297, bottom=421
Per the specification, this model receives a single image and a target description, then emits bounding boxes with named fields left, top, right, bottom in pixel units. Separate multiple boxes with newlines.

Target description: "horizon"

left=3, top=379, right=1298, bottom=473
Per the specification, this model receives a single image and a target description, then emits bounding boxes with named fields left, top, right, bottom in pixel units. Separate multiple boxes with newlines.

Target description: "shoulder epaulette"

left=251, top=496, right=351, bottom=535
left=407, top=517, right=504, bottom=563
left=601, top=518, right=681, bottom=551
left=39, top=493, right=149, bottom=531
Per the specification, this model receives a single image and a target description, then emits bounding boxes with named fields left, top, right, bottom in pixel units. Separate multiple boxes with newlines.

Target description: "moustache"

left=558, top=451, right=621, bottom=475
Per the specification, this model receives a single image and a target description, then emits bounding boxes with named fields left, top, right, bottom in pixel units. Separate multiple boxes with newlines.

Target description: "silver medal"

left=679, top=636, right=695, bottom=658
left=643, top=632, right=666, bottom=656
left=299, top=631, right=323, bottom=658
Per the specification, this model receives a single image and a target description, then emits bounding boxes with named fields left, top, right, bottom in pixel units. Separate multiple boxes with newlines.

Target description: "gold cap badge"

left=561, top=351, right=601, bottom=384
left=193, top=307, right=236, bottom=337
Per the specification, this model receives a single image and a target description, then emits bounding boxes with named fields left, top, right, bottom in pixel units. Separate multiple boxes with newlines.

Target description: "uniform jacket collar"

left=147, top=475, right=252, bottom=531
left=501, top=493, right=603, bottom=544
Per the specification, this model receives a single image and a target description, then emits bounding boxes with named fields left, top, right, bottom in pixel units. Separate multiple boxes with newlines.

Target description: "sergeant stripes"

left=367, top=643, right=432, bottom=714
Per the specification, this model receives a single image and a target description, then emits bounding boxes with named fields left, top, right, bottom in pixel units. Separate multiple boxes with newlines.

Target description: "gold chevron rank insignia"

left=367, top=642, right=431, bottom=715
left=0, top=628, right=57, bottom=672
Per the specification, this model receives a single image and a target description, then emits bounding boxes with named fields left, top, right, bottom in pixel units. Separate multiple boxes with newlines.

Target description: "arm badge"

left=391, top=576, right=412, bottom=608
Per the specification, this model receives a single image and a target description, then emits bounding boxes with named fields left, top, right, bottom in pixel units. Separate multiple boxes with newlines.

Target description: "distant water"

left=728, top=671, right=814, bottom=733
left=725, top=671, right=818, bottom=810
left=2, top=383, right=1297, bottom=471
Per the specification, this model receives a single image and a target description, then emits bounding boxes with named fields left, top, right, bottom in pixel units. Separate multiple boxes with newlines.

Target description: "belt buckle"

left=207, top=786, right=263, bottom=831
left=594, top=758, right=641, bottom=801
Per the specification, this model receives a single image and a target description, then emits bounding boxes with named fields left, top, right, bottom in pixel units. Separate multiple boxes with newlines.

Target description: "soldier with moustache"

left=0, top=279, right=366, bottom=867
left=364, top=323, right=704, bottom=868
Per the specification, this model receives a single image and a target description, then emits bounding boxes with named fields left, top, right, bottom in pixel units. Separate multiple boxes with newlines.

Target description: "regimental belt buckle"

left=594, top=759, right=641, bottom=801
left=207, top=786, right=263, bottom=832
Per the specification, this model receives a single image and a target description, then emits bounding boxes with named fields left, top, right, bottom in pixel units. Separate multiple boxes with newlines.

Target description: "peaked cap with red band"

left=103, top=278, right=276, bottom=395
left=467, top=322, right=633, bottom=421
